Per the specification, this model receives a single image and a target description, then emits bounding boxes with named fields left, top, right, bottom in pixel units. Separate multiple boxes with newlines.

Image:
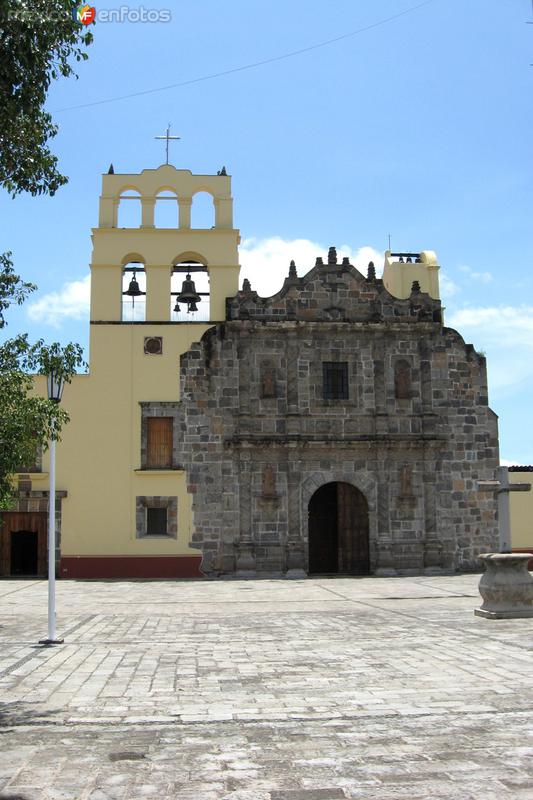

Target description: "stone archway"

left=308, top=482, right=370, bottom=575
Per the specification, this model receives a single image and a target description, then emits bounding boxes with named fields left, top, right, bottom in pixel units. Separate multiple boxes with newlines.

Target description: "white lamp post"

left=39, top=368, right=65, bottom=646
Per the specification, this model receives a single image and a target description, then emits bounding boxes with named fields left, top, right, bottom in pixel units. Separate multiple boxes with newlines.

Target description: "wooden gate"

left=0, top=512, right=48, bottom=577
left=308, top=482, right=369, bottom=575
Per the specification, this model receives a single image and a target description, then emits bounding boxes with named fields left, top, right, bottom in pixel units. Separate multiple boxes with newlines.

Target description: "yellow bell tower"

left=49, top=163, right=242, bottom=579
left=90, top=163, right=240, bottom=324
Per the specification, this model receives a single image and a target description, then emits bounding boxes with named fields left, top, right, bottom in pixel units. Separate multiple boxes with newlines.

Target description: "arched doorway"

left=308, top=482, right=370, bottom=575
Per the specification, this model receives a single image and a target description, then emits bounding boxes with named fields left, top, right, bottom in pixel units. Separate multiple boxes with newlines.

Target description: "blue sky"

left=1, top=0, right=532, bottom=464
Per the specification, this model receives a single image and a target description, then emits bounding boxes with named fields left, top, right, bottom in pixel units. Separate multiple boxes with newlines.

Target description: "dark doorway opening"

left=10, top=531, right=39, bottom=576
left=1, top=512, right=47, bottom=577
left=308, top=482, right=370, bottom=575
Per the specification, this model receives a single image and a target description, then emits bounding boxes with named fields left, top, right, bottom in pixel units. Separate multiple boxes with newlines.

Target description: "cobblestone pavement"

left=0, top=575, right=532, bottom=799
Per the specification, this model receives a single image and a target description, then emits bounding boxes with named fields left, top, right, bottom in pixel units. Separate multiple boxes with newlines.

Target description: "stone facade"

left=176, top=250, right=499, bottom=576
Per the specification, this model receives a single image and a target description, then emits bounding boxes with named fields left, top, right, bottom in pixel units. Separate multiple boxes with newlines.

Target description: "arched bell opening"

left=122, top=261, right=146, bottom=321
left=308, top=482, right=370, bottom=575
left=191, top=190, right=215, bottom=229
left=117, top=189, right=142, bottom=228
left=154, top=189, right=179, bottom=228
left=170, top=259, right=210, bottom=322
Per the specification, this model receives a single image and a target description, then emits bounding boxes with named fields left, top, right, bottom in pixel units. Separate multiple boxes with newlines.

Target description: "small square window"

left=323, top=362, right=349, bottom=400
left=136, top=496, right=177, bottom=539
left=146, top=507, right=168, bottom=536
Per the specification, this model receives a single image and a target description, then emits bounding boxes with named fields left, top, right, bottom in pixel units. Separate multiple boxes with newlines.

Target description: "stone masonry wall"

left=176, top=253, right=499, bottom=575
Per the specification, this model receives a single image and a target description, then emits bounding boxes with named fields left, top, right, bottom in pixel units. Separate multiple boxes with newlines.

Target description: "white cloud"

left=439, top=273, right=460, bottom=299
left=446, top=306, right=533, bottom=341
left=27, top=274, right=91, bottom=327
left=240, top=237, right=383, bottom=296
left=446, top=305, right=533, bottom=390
left=457, top=264, right=492, bottom=284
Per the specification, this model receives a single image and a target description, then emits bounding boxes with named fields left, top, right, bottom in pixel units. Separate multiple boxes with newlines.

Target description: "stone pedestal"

left=475, top=553, right=533, bottom=619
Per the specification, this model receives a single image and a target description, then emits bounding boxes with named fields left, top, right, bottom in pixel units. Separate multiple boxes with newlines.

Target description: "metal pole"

left=48, top=435, right=56, bottom=640
left=40, top=428, right=63, bottom=645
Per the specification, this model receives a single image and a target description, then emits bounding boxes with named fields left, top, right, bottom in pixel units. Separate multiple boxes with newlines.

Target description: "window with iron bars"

left=323, top=362, right=349, bottom=400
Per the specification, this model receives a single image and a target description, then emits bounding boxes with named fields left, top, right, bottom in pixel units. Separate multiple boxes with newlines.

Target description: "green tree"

left=0, top=0, right=93, bottom=195
left=0, top=253, right=85, bottom=508
left=0, top=2, right=92, bottom=506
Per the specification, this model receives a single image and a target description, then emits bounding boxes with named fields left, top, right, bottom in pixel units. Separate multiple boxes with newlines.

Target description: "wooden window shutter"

left=146, top=418, right=173, bottom=468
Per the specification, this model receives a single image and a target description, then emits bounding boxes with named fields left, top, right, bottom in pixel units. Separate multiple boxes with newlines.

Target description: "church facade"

left=178, top=249, right=500, bottom=576
left=0, top=163, right=500, bottom=579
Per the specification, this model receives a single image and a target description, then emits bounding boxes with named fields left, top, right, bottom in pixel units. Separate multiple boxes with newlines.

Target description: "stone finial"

left=289, top=260, right=297, bottom=278
left=242, top=278, right=251, bottom=292
left=328, top=246, right=337, bottom=265
left=367, top=261, right=376, bottom=281
left=107, top=163, right=114, bottom=174
left=342, top=257, right=350, bottom=266
left=315, top=257, right=324, bottom=267
left=411, top=280, right=421, bottom=294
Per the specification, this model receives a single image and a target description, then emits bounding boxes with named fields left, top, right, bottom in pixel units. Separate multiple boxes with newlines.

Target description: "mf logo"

left=74, top=4, right=96, bottom=25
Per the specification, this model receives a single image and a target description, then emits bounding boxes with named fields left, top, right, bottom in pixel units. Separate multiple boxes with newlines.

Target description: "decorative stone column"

left=475, top=553, right=533, bottom=619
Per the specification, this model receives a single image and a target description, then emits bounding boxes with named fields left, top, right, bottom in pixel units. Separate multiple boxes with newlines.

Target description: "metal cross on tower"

left=155, top=123, right=181, bottom=165
left=478, top=467, right=531, bottom=552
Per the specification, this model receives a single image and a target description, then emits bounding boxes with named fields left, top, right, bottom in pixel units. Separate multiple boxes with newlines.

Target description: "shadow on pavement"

left=0, top=701, right=57, bottom=729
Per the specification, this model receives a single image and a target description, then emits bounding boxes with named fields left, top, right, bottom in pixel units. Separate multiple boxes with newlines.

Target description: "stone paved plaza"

left=0, top=575, right=532, bottom=799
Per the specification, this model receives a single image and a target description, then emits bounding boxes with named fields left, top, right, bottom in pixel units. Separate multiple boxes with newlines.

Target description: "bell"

left=176, top=274, right=201, bottom=313
left=125, top=272, right=142, bottom=297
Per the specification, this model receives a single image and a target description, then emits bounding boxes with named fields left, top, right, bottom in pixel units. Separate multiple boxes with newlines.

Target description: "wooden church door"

left=308, top=482, right=369, bottom=575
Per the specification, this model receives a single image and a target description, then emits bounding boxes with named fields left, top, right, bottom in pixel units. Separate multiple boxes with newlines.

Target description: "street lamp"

left=39, top=368, right=65, bottom=646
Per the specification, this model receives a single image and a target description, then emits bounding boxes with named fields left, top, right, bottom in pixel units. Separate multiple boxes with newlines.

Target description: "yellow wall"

left=34, top=322, right=211, bottom=558
left=30, top=164, right=241, bottom=564
left=509, top=471, right=533, bottom=550
left=382, top=250, right=440, bottom=300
